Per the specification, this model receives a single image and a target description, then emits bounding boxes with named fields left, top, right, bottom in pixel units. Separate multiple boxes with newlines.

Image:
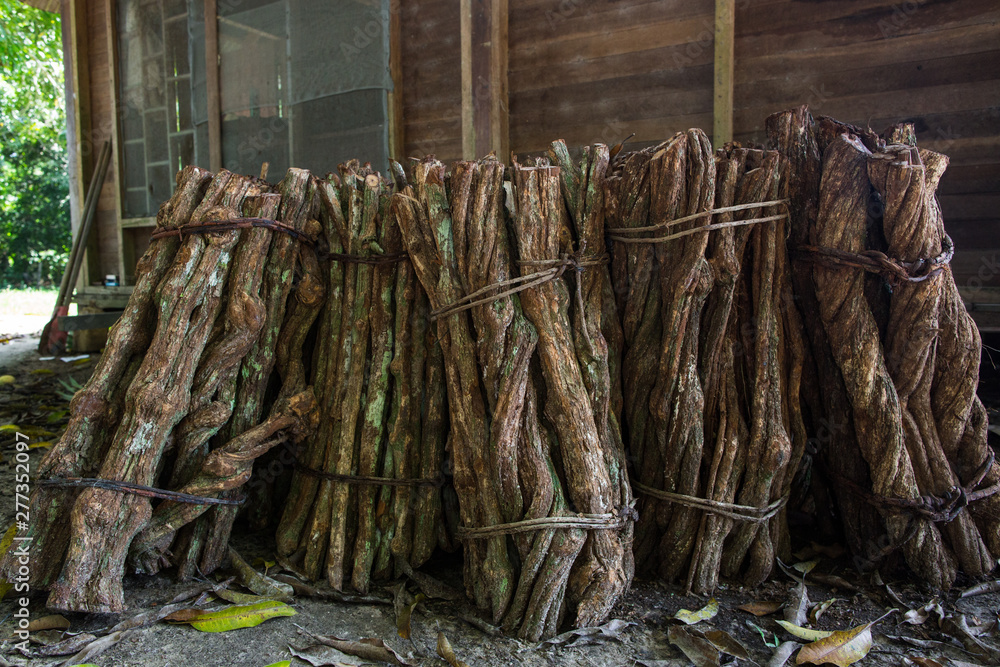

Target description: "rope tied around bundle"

left=630, top=480, right=788, bottom=524
left=430, top=252, right=610, bottom=321
left=151, top=216, right=313, bottom=245
left=828, top=447, right=1000, bottom=524
left=39, top=476, right=246, bottom=505
left=796, top=233, right=954, bottom=285
left=455, top=503, right=637, bottom=540
left=152, top=217, right=409, bottom=265
left=605, top=199, right=791, bottom=244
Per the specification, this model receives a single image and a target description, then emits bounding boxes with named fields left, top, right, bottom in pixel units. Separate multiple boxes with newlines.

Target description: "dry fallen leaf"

left=698, top=628, right=750, bottom=660
left=738, top=600, right=784, bottom=616
left=674, top=598, right=719, bottom=625
left=768, top=641, right=799, bottom=667
left=785, top=580, right=810, bottom=626
left=437, top=632, right=471, bottom=667
left=38, top=632, right=97, bottom=657
left=959, top=580, right=1000, bottom=599
left=884, top=634, right=942, bottom=650
left=808, top=599, right=836, bottom=625
left=777, top=620, right=833, bottom=642
left=288, top=643, right=362, bottom=666
left=810, top=572, right=858, bottom=592
left=794, top=612, right=892, bottom=667
left=215, top=588, right=274, bottom=605
left=902, top=658, right=945, bottom=667
left=668, top=625, right=720, bottom=667
left=58, top=630, right=127, bottom=665
left=28, top=629, right=65, bottom=646
left=27, top=614, right=70, bottom=632
left=230, top=547, right=294, bottom=602
left=939, top=613, right=1000, bottom=663
left=539, top=618, right=634, bottom=648
left=298, top=627, right=413, bottom=666
left=396, top=593, right=425, bottom=640
left=902, top=599, right=943, bottom=626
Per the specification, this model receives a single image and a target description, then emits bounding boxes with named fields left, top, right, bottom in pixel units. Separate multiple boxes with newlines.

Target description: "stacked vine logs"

left=605, top=131, right=806, bottom=594
left=392, top=152, right=633, bottom=640
left=2, top=163, right=449, bottom=613
left=768, top=106, right=1000, bottom=590
left=273, top=161, right=449, bottom=593
left=4, top=107, right=997, bottom=637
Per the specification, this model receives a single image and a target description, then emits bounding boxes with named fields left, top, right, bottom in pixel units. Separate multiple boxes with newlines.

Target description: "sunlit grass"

left=0, top=287, right=58, bottom=318
left=0, top=288, right=78, bottom=336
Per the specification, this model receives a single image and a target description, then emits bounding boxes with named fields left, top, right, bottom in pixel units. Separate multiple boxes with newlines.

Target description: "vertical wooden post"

left=713, top=0, right=735, bottom=145
left=461, top=0, right=509, bottom=161
left=104, top=0, right=126, bottom=283
left=62, top=0, right=88, bottom=250
left=205, top=0, right=222, bottom=172
left=460, top=0, right=475, bottom=159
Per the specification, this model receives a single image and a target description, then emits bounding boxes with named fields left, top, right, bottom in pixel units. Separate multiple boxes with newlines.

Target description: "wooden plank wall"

left=732, top=0, right=1000, bottom=286
left=76, top=0, right=997, bottom=290
left=503, top=0, right=998, bottom=285
left=507, top=0, right=716, bottom=152
left=400, top=0, right=463, bottom=162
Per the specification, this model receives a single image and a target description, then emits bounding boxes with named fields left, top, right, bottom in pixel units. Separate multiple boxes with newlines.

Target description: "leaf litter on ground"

left=668, top=625, right=719, bottom=667
left=538, top=618, right=634, bottom=648
left=230, top=547, right=294, bottom=601
left=673, top=598, right=719, bottom=625
left=794, top=609, right=895, bottom=667
left=165, top=600, right=296, bottom=632
left=295, top=625, right=413, bottom=666
left=738, top=600, right=785, bottom=616
left=437, top=632, right=471, bottom=667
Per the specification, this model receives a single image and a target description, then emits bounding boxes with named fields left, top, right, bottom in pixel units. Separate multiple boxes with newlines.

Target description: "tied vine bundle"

left=1, top=163, right=447, bottom=613
left=768, top=106, right=1000, bottom=589
left=605, top=130, right=806, bottom=594
left=275, top=160, right=449, bottom=593
left=2, top=167, right=322, bottom=612
left=3, top=105, right=996, bottom=630
left=392, top=151, right=633, bottom=640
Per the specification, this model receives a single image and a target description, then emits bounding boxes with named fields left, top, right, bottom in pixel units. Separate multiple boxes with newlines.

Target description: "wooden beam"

left=58, top=311, right=123, bottom=332
left=104, top=0, right=126, bottom=284
left=713, top=0, right=735, bottom=145
left=68, top=0, right=95, bottom=290
left=61, top=0, right=86, bottom=246
left=460, top=0, right=475, bottom=159
left=205, top=0, right=222, bottom=172
left=461, top=0, right=509, bottom=161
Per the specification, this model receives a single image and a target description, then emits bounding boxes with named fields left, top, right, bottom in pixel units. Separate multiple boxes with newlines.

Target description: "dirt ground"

left=1, top=333, right=998, bottom=667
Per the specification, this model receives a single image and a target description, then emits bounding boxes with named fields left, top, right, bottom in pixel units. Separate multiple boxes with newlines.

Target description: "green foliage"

left=0, top=0, right=69, bottom=287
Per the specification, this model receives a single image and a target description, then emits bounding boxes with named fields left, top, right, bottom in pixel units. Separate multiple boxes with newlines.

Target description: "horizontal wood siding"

left=400, top=0, right=463, bottom=162
left=507, top=0, right=716, bottom=153
left=80, top=0, right=997, bottom=292
left=732, top=0, right=999, bottom=288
